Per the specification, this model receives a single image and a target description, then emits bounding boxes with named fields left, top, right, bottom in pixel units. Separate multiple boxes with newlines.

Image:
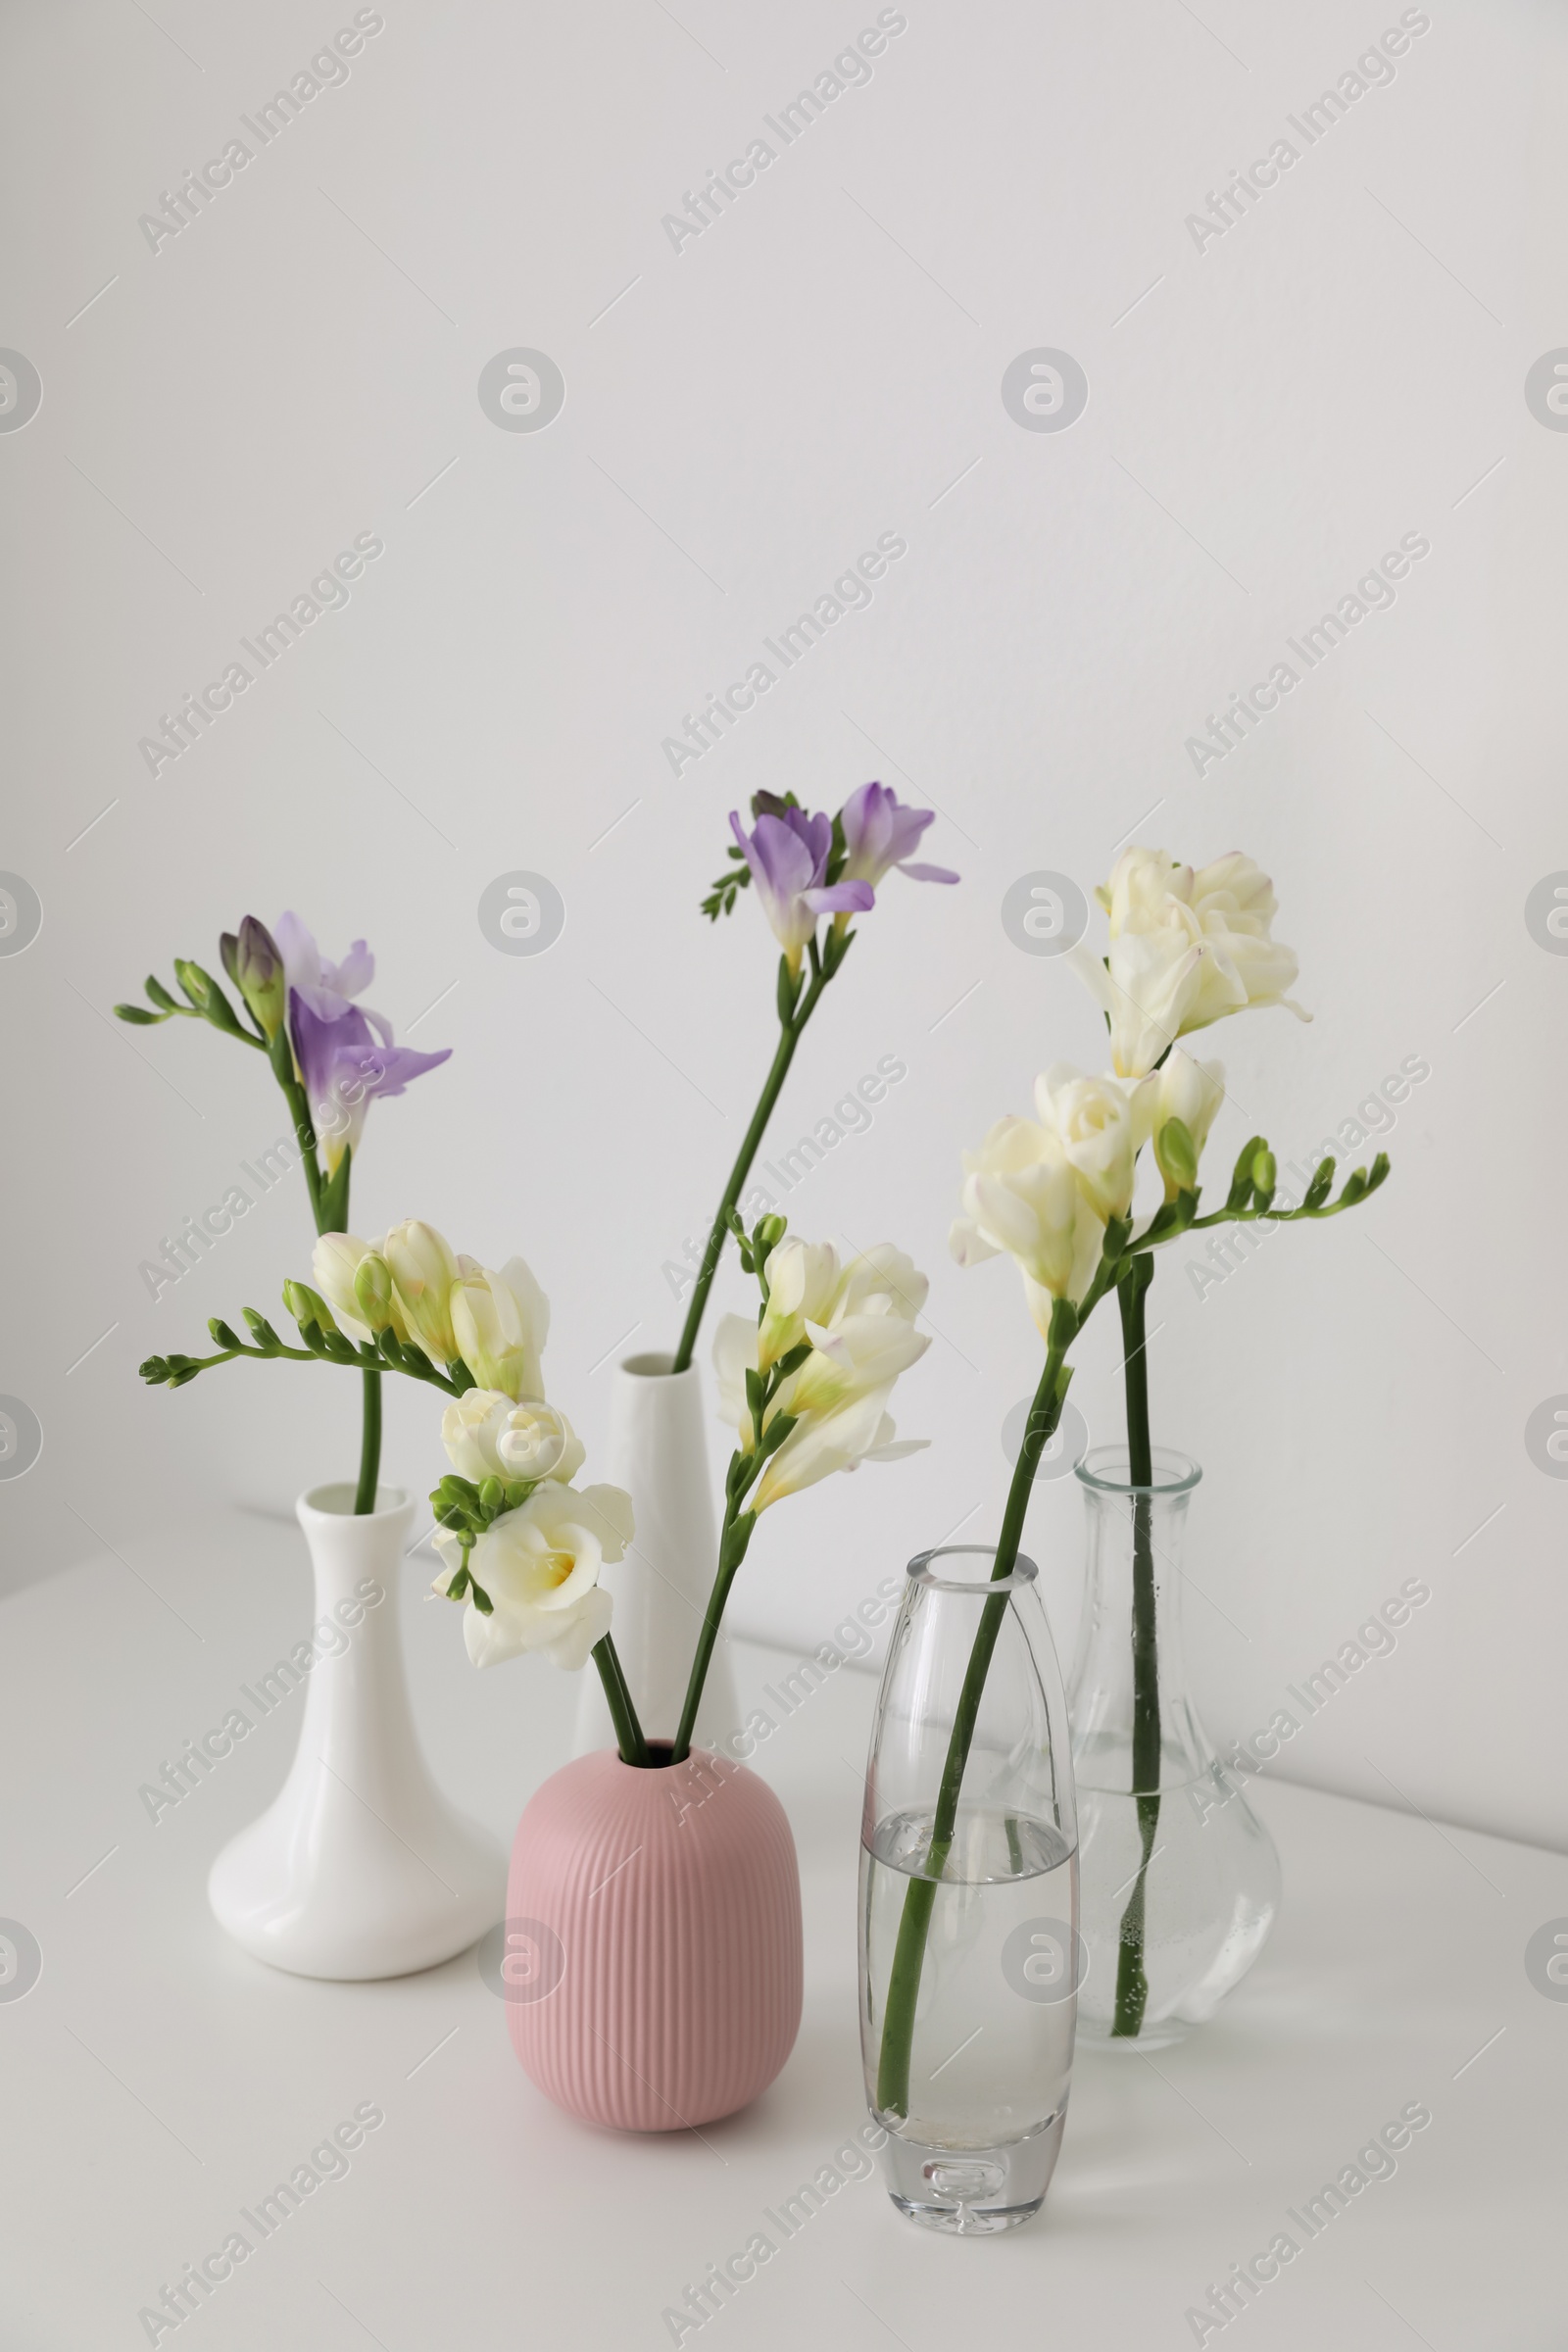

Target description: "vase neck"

left=1066, top=1477, right=1213, bottom=1791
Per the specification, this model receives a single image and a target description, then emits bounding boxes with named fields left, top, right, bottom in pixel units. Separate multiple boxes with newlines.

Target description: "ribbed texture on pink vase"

left=508, top=1747, right=803, bottom=2132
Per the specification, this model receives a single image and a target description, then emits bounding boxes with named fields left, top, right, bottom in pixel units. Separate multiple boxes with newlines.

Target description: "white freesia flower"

left=712, top=1240, right=931, bottom=1509
left=950, top=1115, right=1104, bottom=1333
left=432, top=1482, right=632, bottom=1671
left=1143, top=1049, right=1226, bottom=1196
left=313, top=1232, right=376, bottom=1343
left=1033, top=1065, right=1139, bottom=1223
left=1070, top=845, right=1308, bottom=1079
left=441, top=1391, right=584, bottom=1485
left=450, top=1257, right=550, bottom=1401
left=311, top=1232, right=412, bottom=1346
left=755, top=1236, right=841, bottom=1369
left=383, top=1220, right=469, bottom=1366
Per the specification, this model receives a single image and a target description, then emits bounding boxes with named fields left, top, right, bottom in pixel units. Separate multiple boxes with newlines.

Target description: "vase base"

left=877, top=2113, right=1065, bottom=2233
left=1078, top=2020, right=1189, bottom=2053
left=209, top=1804, right=507, bottom=1982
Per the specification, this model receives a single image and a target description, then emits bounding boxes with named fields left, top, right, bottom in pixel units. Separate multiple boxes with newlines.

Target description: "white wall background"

left=4, top=0, right=1564, bottom=1848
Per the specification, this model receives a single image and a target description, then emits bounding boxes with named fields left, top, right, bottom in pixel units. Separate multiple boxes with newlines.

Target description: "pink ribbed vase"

left=506, top=1746, right=803, bottom=2132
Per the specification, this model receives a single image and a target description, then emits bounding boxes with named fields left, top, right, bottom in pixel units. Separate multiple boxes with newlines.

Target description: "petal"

left=802, top=881, right=874, bottom=914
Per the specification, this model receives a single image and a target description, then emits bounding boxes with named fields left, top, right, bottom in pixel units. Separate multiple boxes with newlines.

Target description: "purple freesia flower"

left=839, top=781, right=958, bottom=891
left=276, top=914, right=450, bottom=1171
left=292, top=995, right=451, bottom=1173
left=730, top=807, right=872, bottom=972
left=274, top=909, right=381, bottom=1030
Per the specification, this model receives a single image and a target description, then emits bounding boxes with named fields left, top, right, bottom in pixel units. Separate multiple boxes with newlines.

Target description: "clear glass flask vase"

left=858, top=1544, right=1079, bottom=2234
left=1068, top=1447, right=1281, bottom=2049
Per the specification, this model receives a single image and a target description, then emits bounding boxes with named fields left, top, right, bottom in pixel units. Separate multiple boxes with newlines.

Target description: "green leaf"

left=1047, top=1296, right=1079, bottom=1352
left=776, top=955, right=803, bottom=1025
left=774, top=1337, right=812, bottom=1380
left=756, top=1410, right=797, bottom=1461
left=318, top=1149, right=352, bottom=1237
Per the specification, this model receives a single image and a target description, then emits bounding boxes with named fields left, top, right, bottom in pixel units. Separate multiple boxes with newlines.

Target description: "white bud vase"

left=574, top=1354, right=741, bottom=1753
left=208, top=1483, right=506, bottom=1980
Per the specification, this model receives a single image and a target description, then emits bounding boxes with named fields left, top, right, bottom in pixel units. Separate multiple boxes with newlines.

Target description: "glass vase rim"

left=1074, top=1444, right=1201, bottom=1497
left=906, top=1543, right=1038, bottom=1595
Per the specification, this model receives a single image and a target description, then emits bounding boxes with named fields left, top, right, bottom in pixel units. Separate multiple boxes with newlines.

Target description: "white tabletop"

left=3, top=1510, right=1562, bottom=2351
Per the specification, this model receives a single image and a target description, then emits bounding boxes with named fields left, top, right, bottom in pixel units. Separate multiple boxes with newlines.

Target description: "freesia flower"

left=450, top=1259, right=550, bottom=1401
left=1033, top=1065, right=1140, bottom=1223
left=950, top=1115, right=1104, bottom=1334
left=291, top=997, right=451, bottom=1175
left=713, top=1239, right=930, bottom=1507
left=839, top=782, right=958, bottom=891
left=383, top=1221, right=469, bottom=1366
left=1069, top=846, right=1307, bottom=1079
left=311, top=1232, right=411, bottom=1346
left=755, top=1237, right=842, bottom=1369
left=441, top=1392, right=584, bottom=1485
left=1143, top=1049, right=1226, bottom=1197
left=274, top=911, right=379, bottom=1027
left=273, top=913, right=451, bottom=1172
left=729, top=805, right=872, bottom=973
left=432, top=1483, right=633, bottom=1670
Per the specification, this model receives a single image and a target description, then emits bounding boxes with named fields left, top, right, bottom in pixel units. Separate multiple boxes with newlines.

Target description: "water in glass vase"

left=1073, top=1737, right=1282, bottom=2048
left=861, top=1803, right=1077, bottom=2230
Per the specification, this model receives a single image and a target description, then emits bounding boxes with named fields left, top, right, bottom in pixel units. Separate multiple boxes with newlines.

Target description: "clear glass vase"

left=858, top=1544, right=1079, bottom=2234
left=1068, top=1447, right=1281, bottom=2049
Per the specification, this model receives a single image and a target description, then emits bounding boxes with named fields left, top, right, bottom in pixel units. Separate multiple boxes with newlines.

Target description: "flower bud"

left=1154, top=1116, right=1198, bottom=1197
left=223, top=916, right=287, bottom=1041
left=283, top=1279, right=338, bottom=1336
left=352, top=1251, right=398, bottom=1334
left=383, top=1220, right=464, bottom=1365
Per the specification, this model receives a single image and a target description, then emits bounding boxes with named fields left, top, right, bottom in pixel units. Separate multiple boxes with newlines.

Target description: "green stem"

left=280, top=1038, right=382, bottom=1517
left=874, top=1332, right=1072, bottom=2121
left=670, top=1507, right=754, bottom=1763
left=354, top=1366, right=382, bottom=1514
left=1111, top=1258, right=1159, bottom=2038
left=593, top=1635, right=650, bottom=1766
left=669, top=966, right=830, bottom=1376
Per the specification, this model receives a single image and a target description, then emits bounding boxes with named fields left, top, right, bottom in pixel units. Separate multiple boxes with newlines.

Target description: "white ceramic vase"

left=574, top=1353, right=741, bottom=1753
left=208, top=1482, right=507, bottom=1980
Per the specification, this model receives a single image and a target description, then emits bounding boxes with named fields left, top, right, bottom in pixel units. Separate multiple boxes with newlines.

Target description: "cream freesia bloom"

left=712, top=1240, right=930, bottom=1508
left=440, top=1391, right=584, bottom=1485
left=950, top=1115, right=1105, bottom=1332
left=449, top=1257, right=550, bottom=1400
left=383, top=1220, right=469, bottom=1365
left=1141, top=1048, right=1226, bottom=1196
left=432, top=1482, right=632, bottom=1670
left=1033, top=1064, right=1139, bottom=1223
left=311, top=1232, right=411, bottom=1346
left=1070, top=845, right=1308, bottom=1078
